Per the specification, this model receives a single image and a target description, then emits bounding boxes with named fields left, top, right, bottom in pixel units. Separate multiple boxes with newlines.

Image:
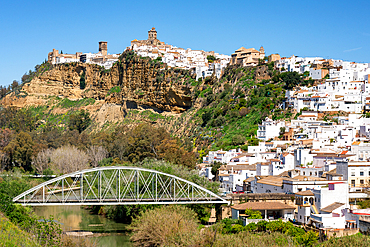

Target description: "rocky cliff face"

left=2, top=51, right=195, bottom=114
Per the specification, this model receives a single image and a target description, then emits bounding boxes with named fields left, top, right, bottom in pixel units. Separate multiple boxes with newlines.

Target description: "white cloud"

left=343, top=47, right=362, bottom=53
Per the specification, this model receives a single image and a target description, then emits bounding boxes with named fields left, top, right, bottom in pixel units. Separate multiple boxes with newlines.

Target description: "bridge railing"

left=13, top=166, right=229, bottom=206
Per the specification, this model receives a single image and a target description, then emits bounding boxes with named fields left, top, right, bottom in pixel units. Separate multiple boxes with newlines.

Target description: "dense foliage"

left=0, top=106, right=196, bottom=172
left=129, top=205, right=370, bottom=247
left=0, top=171, right=98, bottom=246
left=189, top=64, right=302, bottom=154
left=0, top=212, right=39, bottom=247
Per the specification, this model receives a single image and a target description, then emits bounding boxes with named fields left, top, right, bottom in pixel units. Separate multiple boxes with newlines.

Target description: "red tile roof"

left=231, top=201, right=295, bottom=211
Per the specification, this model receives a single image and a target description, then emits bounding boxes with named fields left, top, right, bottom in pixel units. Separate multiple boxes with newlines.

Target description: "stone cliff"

left=2, top=51, right=194, bottom=114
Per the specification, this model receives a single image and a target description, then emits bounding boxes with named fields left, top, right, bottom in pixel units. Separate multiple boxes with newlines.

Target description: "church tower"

left=148, top=27, right=157, bottom=40
left=259, top=46, right=265, bottom=55
left=99, top=41, right=108, bottom=56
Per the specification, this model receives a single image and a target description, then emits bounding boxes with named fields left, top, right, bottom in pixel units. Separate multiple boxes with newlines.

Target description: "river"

left=33, top=205, right=132, bottom=247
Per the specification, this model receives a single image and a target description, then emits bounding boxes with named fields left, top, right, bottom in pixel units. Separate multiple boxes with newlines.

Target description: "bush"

left=295, top=230, right=318, bottom=246
left=68, top=109, right=91, bottom=133
left=80, top=72, right=86, bottom=89
left=232, top=134, right=246, bottom=146
left=245, top=209, right=262, bottom=219
left=202, top=111, right=212, bottom=126
left=129, top=205, right=199, bottom=246
left=239, top=107, right=248, bottom=117
left=211, top=115, right=226, bottom=127
left=245, top=222, right=257, bottom=232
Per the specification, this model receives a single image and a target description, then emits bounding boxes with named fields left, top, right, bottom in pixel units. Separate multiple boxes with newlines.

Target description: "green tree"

left=80, top=72, right=86, bottom=89
left=211, top=161, right=223, bottom=179
left=202, top=111, right=212, bottom=126
left=232, top=134, right=246, bottom=146
left=245, top=209, right=262, bottom=219
left=11, top=80, right=19, bottom=91
left=207, top=55, right=216, bottom=63
left=3, top=132, right=34, bottom=171
left=68, top=110, right=91, bottom=133
left=295, top=230, right=318, bottom=246
left=279, top=71, right=303, bottom=90
left=248, top=137, right=260, bottom=146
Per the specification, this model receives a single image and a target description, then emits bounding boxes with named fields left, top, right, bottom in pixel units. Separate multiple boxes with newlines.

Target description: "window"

left=360, top=172, right=364, bottom=176
left=351, top=172, right=355, bottom=176
left=351, top=180, right=356, bottom=186
left=361, top=180, right=364, bottom=185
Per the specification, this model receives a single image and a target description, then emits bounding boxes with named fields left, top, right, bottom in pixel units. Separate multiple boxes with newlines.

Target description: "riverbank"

left=33, top=205, right=132, bottom=246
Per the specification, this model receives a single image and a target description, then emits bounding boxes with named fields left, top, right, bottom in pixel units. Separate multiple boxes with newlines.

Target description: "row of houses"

left=198, top=113, right=370, bottom=232
left=48, top=41, right=120, bottom=69
left=130, top=27, right=231, bottom=80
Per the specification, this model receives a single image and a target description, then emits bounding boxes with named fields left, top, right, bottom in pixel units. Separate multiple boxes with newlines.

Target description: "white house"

left=257, top=118, right=286, bottom=141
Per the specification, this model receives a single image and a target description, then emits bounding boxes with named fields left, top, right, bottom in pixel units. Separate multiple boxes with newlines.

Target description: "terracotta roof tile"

left=295, top=190, right=314, bottom=196
left=320, top=202, right=345, bottom=213
left=231, top=201, right=295, bottom=211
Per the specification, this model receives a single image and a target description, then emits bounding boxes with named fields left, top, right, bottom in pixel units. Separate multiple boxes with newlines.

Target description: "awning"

left=308, top=218, right=322, bottom=223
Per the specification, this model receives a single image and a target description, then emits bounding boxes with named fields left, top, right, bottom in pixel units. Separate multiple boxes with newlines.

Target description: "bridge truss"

left=13, top=166, right=228, bottom=206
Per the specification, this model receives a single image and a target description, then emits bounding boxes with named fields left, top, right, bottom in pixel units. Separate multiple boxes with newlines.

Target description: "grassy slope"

left=0, top=213, right=39, bottom=247
left=185, top=65, right=293, bottom=156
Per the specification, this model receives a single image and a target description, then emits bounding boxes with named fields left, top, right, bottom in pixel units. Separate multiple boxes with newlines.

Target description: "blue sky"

left=1, top=0, right=370, bottom=86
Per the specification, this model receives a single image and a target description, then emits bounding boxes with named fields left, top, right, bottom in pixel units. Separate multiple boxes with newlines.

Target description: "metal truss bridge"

left=13, top=166, right=228, bottom=206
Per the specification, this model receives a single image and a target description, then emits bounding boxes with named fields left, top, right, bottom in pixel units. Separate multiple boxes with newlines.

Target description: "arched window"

left=309, top=198, right=314, bottom=205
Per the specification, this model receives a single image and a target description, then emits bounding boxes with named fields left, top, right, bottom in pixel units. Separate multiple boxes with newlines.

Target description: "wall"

left=323, top=228, right=359, bottom=238
left=359, top=220, right=370, bottom=234
left=231, top=208, right=239, bottom=220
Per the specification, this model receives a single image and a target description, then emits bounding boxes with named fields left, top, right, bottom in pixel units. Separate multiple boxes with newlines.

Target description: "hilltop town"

left=47, top=27, right=231, bottom=80
left=2, top=27, right=370, bottom=244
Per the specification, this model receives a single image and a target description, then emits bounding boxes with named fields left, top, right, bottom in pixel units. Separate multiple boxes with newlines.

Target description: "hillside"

left=0, top=52, right=307, bottom=157
left=0, top=212, right=39, bottom=246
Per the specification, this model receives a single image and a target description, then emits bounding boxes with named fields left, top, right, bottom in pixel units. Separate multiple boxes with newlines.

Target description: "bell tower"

left=99, top=41, right=108, bottom=56
left=148, top=27, right=157, bottom=40
left=259, top=46, right=265, bottom=55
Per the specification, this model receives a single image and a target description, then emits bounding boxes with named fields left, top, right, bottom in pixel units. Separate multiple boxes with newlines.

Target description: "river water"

left=33, top=205, right=132, bottom=247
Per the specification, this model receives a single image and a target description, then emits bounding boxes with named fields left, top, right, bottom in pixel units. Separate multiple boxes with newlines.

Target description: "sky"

left=1, top=0, right=370, bottom=86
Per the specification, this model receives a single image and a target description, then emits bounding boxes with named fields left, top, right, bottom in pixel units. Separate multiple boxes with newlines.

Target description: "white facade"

left=257, top=118, right=286, bottom=141
left=131, top=43, right=230, bottom=80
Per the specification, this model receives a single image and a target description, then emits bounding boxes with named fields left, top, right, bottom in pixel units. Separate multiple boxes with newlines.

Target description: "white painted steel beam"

left=13, top=166, right=229, bottom=205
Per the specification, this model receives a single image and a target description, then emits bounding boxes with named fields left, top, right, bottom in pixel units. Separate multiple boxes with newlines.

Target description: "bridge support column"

left=99, top=171, right=101, bottom=202
left=155, top=173, right=157, bottom=202
left=117, top=171, right=120, bottom=202
left=136, top=170, right=139, bottom=200
left=62, top=179, right=64, bottom=202
left=80, top=173, right=83, bottom=202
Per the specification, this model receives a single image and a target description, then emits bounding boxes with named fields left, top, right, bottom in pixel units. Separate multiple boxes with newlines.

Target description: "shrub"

left=80, top=72, right=86, bottom=89
left=245, top=222, right=257, bottom=232
left=239, top=107, right=249, bottom=117
left=129, top=205, right=199, bottom=246
left=232, top=134, right=246, bottom=146
left=68, top=109, right=91, bottom=133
